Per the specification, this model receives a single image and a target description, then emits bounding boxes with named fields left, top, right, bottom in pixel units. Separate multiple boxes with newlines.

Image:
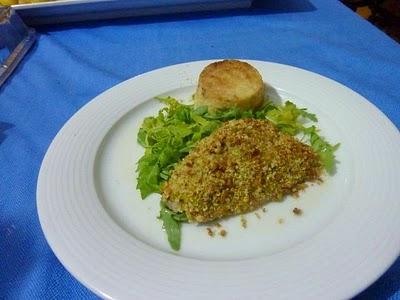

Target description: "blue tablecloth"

left=1, top=0, right=399, bottom=298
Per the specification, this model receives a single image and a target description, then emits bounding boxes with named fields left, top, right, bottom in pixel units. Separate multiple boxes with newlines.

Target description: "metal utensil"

left=0, top=6, right=36, bottom=87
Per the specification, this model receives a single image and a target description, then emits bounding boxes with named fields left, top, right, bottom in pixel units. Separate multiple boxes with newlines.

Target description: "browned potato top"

left=194, top=60, right=265, bottom=111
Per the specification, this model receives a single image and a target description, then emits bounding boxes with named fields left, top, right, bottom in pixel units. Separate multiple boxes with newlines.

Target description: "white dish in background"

left=37, top=60, right=400, bottom=299
left=14, top=0, right=252, bottom=25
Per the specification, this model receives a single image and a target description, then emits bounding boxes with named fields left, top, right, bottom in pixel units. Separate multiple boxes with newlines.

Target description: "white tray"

left=13, top=0, right=252, bottom=25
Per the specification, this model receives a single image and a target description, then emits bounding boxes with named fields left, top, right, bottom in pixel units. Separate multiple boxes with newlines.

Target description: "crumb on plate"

left=240, top=215, right=247, bottom=228
left=206, top=227, right=214, bottom=237
left=293, top=207, right=303, bottom=215
left=219, top=229, right=227, bottom=237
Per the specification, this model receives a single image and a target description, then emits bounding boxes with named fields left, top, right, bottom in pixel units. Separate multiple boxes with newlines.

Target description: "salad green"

left=158, top=201, right=187, bottom=251
left=136, top=96, right=339, bottom=250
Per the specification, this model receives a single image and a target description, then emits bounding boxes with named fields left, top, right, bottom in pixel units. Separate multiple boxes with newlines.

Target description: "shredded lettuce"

left=136, top=96, right=339, bottom=250
left=136, top=97, right=221, bottom=199
left=266, top=101, right=340, bottom=174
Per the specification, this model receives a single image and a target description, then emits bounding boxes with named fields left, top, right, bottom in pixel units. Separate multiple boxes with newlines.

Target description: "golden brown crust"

left=161, top=119, right=322, bottom=223
left=194, top=60, right=265, bottom=110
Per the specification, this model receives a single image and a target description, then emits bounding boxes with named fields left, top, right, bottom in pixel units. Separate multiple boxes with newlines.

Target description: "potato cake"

left=194, top=60, right=265, bottom=111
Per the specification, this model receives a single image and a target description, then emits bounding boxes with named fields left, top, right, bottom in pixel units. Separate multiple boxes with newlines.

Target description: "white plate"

left=37, top=60, right=400, bottom=299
